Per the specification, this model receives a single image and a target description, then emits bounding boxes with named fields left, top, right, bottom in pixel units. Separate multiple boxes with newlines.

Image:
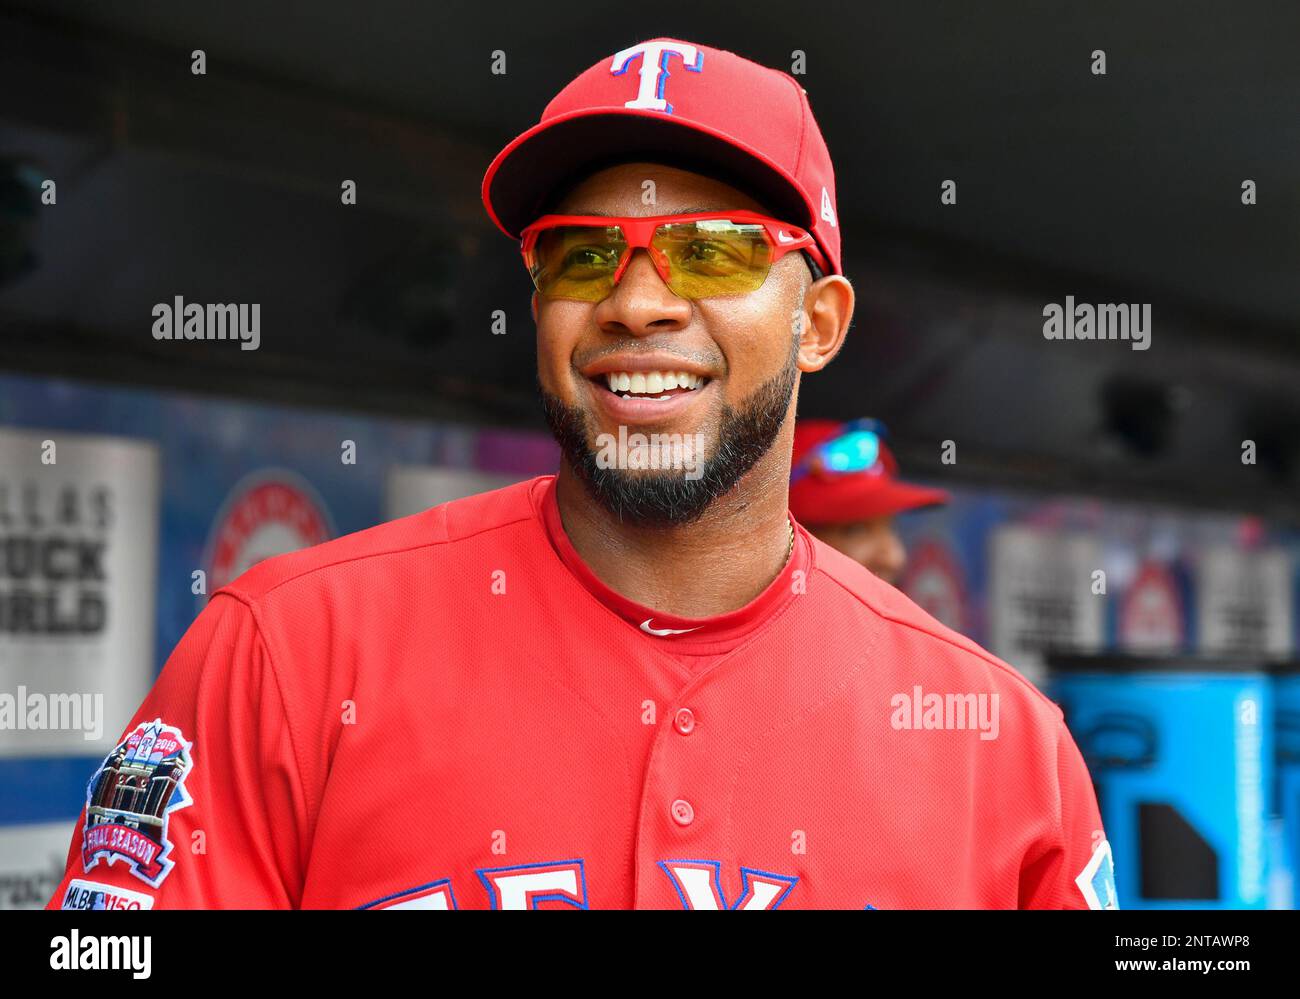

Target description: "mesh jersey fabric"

left=48, top=475, right=1109, bottom=909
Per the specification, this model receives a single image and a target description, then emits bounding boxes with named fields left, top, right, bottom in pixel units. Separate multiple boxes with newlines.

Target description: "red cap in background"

left=789, top=419, right=949, bottom=525
left=481, top=37, right=843, bottom=275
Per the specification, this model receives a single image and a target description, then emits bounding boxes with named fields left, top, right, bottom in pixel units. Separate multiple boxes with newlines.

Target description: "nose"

left=594, top=247, right=692, bottom=337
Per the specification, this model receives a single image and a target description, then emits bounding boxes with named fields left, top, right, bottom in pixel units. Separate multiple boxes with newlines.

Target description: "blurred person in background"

left=789, top=418, right=948, bottom=584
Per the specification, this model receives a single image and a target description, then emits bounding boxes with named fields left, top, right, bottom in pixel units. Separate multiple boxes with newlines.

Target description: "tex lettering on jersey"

left=658, top=860, right=798, bottom=910
left=80, top=718, right=194, bottom=888
left=361, top=859, right=808, bottom=910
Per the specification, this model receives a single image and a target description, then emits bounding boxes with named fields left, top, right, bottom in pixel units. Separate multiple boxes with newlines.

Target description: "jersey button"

left=671, top=798, right=695, bottom=826
left=673, top=707, right=696, bottom=735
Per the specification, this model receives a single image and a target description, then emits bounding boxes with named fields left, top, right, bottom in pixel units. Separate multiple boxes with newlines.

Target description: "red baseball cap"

left=481, top=37, right=843, bottom=275
left=789, top=419, right=949, bottom=525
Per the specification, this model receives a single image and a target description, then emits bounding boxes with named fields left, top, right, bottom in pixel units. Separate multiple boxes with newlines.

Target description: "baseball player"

left=48, top=37, right=1116, bottom=910
left=790, top=418, right=949, bottom=584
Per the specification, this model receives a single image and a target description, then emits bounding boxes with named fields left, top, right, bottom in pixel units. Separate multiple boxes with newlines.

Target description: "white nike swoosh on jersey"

left=640, top=618, right=702, bottom=636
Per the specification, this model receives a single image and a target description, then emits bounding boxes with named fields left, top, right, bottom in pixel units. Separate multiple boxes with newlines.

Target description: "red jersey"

left=48, top=475, right=1115, bottom=910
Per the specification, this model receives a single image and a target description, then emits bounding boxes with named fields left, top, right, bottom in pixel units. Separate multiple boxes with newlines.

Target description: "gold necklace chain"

left=784, top=517, right=795, bottom=564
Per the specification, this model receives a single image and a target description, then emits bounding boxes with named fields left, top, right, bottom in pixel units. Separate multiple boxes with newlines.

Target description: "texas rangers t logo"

left=610, top=40, right=703, bottom=114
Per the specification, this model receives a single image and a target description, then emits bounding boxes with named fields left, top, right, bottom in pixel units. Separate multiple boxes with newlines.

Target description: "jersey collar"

left=533, top=475, right=812, bottom=655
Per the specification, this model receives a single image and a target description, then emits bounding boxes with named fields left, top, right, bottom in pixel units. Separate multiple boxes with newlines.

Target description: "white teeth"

left=601, top=370, right=706, bottom=394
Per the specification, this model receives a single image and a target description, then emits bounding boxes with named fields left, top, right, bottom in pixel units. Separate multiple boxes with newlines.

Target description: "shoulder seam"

left=813, top=565, right=1064, bottom=715
left=218, top=509, right=535, bottom=603
left=207, top=590, right=311, bottom=900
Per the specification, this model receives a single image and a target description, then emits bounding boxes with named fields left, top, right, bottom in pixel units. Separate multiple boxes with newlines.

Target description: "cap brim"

left=869, top=481, right=951, bottom=517
left=482, top=107, right=819, bottom=241
left=790, top=476, right=950, bottom=525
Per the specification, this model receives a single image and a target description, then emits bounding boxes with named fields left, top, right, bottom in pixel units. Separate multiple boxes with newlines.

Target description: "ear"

left=796, top=275, right=855, bottom=373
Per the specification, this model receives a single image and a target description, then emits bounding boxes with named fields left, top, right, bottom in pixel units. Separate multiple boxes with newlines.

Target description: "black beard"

left=540, top=351, right=798, bottom=528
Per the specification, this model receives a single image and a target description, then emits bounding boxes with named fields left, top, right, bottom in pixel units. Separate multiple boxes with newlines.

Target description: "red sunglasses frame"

left=519, top=211, right=830, bottom=295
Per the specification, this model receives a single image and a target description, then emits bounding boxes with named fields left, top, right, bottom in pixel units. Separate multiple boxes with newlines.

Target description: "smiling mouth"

left=594, top=369, right=710, bottom=402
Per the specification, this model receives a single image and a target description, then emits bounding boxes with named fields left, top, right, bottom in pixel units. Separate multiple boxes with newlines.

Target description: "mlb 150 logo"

left=62, top=879, right=156, bottom=910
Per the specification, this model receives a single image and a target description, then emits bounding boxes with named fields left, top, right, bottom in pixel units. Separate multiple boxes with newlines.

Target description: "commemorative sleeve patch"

left=61, top=879, right=156, bottom=910
left=81, top=718, right=194, bottom=888
left=1075, top=838, right=1119, bottom=910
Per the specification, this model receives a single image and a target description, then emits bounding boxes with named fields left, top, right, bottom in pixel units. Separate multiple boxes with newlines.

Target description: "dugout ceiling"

left=1, top=1, right=1298, bottom=516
